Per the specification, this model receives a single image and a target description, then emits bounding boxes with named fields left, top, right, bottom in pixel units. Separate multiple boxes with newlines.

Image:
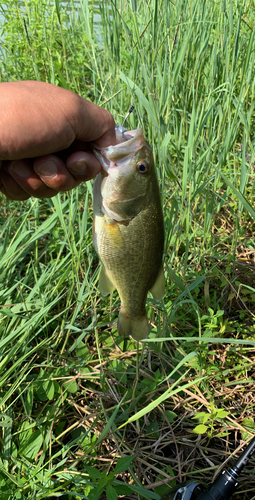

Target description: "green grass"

left=0, top=0, right=255, bottom=498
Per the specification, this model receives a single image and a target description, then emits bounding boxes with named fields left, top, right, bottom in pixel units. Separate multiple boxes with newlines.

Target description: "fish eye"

left=137, top=161, right=149, bottom=174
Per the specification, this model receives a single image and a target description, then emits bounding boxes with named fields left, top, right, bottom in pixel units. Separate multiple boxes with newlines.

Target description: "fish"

left=92, top=127, right=164, bottom=341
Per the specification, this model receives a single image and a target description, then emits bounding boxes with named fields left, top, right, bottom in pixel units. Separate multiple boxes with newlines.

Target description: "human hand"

left=0, top=81, right=116, bottom=200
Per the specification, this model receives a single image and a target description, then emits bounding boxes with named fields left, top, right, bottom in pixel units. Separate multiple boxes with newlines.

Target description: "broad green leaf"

left=242, top=417, right=255, bottom=429
left=114, top=455, right=134, bottom=474
left=19, top=430, right=43, bottom=459
left=193, top=412, right=211, bottom=424
left=0, top=414, right=12, bottom=428
left=43, top=377, right=54, bottom=400
left=84, top=466, right=102, bottom=479
left=216, top=410, right=230, bottom=419
left=64, top=379, right=78, bottom=394
left=164, top=411, right=177, bottom=423
left=114, top=484, right=133, bottom=496
left=193, top=424, right=208, bottom=435
left=19, top=421, right=33, bottom=445
left=144, top=420, right=160, bottom=438
left=106, top=484, right=118, bottom=500
left=76, top=341, right=90, bottom=359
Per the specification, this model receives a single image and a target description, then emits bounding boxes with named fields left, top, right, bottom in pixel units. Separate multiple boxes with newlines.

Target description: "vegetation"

left=0, top=0, right=255, bottom=498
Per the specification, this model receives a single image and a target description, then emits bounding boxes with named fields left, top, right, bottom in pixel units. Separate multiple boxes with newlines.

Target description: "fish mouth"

left=92, top=128, right=147, bottom=174
left=115, top=126, right=142, bottom=143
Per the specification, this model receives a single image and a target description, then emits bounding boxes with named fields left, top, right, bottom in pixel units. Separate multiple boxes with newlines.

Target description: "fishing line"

left=118, top=103, right=136, bottom=140
left=121, top=103, right=135, bottom=128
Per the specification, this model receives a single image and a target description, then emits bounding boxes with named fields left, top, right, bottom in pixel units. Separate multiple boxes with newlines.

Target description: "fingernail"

left=68, top=160, right=87, bottom=174
left=10, top=160, right=31, bottom=178
left=37, top=161, right=58, bottom=177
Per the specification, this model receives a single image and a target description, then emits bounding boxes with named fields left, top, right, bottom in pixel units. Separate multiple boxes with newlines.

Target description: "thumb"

left=73, top=97, right=116, bottom=147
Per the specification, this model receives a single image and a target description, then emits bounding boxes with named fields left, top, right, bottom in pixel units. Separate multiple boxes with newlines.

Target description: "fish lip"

left=92, top=128, right=145, bottom=174
left=115, top=126, right=143, bottom=144
left=92, top=147, right=110, bottom=173
left=112, top=127, right=144, bottom=150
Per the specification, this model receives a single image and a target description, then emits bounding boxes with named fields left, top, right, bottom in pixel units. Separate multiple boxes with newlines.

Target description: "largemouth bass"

left=92, top=127, right=164, bottom=341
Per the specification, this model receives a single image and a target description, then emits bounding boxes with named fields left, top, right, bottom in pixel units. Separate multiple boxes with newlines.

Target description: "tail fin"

left=117, top=310, right=149, bottom=341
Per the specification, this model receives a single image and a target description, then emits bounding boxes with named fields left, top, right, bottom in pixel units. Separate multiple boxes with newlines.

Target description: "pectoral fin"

left=99, top=265, right=115, bottom=296
left=150, top=265, right=165, bottom=301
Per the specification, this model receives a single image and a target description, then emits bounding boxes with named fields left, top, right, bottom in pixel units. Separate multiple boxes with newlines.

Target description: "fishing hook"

left=117, top=103, right=135, bottom=141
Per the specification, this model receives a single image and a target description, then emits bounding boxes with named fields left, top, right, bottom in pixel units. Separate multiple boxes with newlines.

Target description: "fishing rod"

left=162, top=435, right=255, bottom=500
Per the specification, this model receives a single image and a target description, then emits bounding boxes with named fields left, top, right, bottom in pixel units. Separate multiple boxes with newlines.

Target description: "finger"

left=95, top=124, right=117, bottom=147
left=0, top=164, right=31, bottom=200
left=8, top=156, right=79, bottom=196
left=73, top=99, right=117, bottom=147
left=4, top=159, right=57, bottom=200
left=66, top=151, right=101, bottom=180
left=33, top=155, right=83, bottom=191
left=1, top=149, right=101, bottom=200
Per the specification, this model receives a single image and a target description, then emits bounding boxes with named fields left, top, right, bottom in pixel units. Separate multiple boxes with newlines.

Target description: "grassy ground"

left=0, top=0, right=255, bottom=498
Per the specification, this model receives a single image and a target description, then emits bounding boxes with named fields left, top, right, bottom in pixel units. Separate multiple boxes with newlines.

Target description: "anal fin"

left=150, top=265, right=165, bottom=301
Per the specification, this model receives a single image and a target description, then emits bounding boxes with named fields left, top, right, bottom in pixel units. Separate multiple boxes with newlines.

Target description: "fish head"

left=93, top=128, right=156, bottom=221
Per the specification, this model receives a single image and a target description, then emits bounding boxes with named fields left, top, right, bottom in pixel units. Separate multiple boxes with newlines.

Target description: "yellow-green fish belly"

left=94, top=202, right=164, bottom=319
